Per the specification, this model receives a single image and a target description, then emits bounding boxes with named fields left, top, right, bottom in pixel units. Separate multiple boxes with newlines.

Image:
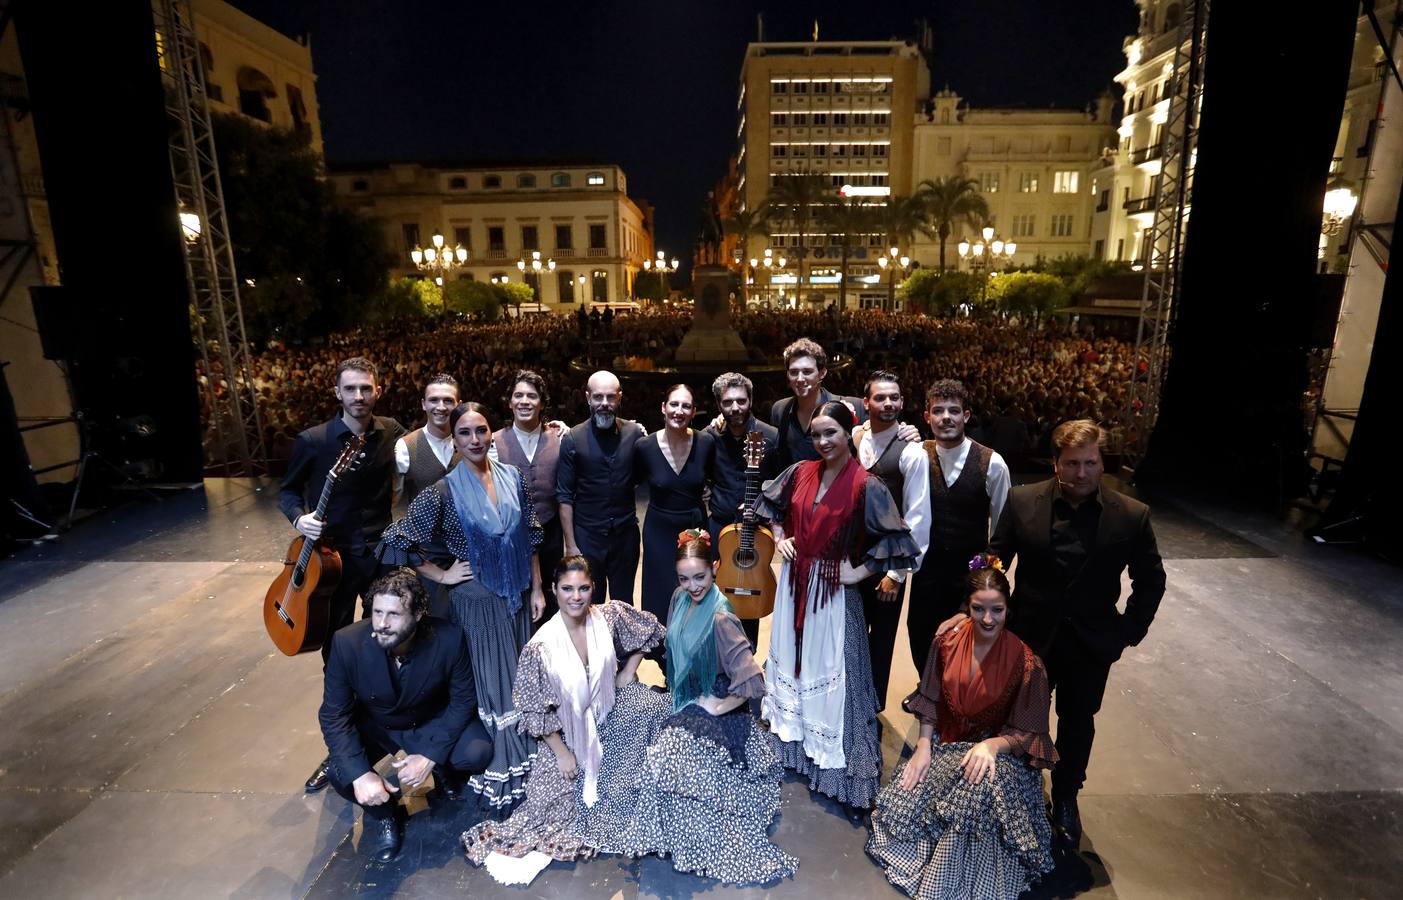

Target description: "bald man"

left=556, top=371, right=647, bottom=604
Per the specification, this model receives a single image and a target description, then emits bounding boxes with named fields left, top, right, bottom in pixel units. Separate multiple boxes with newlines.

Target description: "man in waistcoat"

left=909, top=379, right=1010, bottom=675
left=703, top=372, right=780, bottom=648
left=851, top=371, right=930, bottom=710
left=392, top=374, right=461, bottom=617
left=556, top=370, right=647, bottom=604
left=491, top=370, right=564, bottom=623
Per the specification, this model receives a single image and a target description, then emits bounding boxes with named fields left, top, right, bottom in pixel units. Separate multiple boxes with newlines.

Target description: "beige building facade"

left=329, top=162, right=654, bottom=309
left=911, top=90, right=1117, bottom=270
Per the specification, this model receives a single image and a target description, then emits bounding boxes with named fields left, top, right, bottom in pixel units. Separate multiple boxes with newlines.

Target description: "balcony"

left=587, top=247, right=609, bottom=257
left=1129, top=145, right=1162, bottom=166
left=553, top=247, right=575, bottom=259
left=1123, top=196, right=1158, bottom=215
left=1096, top=198, right=1110, bottom=213
left=487, top=248, right=507, bottom=259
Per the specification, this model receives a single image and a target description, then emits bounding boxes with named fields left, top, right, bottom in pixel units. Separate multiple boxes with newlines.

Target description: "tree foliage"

left=1034, top=254, right=1135, bottom=297
left=899, top=269, right=979, bottom=316
left=919, top=176, right=990, bottom=273
left=494, top=281, right=535, bottom=313
left=987, top=272, right=1071, bottom=318
left=446, top=280, right=501, bottom=319
left=211, top=112, right=390, bottom=343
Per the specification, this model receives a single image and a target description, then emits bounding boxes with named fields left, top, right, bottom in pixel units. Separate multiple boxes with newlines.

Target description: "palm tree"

left=872, top=194, right=932, bottom=310
left=919, top=176, right=990, bottom=274
left=722, top=204, right=771, bottom=306
left=820, top=198, right=877, bottom=313
left=766, top=173, right=833, bottom=305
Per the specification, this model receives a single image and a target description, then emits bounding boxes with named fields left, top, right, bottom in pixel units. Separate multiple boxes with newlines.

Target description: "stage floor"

left=0, top=478, right=1400, bottom=898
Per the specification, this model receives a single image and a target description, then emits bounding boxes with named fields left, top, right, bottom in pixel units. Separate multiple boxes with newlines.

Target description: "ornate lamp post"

left=516, top=250, right=555, bottom=303
left=875, top=245, right=911, bottom=312
left=958, top=226, right=1016, bottom=307
left=761, top=247, right=789, bottom=306
left=642, top=250, right=679, bottom=303
left=411, top=231, right=468, bottom=286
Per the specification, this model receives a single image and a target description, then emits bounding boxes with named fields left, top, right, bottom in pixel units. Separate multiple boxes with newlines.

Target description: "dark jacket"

left=990, top=478, right=1166, bottom=665
left=279, top=415, right=405, bottom=554
left=318, top=616, right=476, bottom=779
left=769, top=389, right=867, bottom=468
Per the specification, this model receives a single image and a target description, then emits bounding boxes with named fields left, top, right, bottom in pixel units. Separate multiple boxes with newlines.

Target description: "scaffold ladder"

left=151, top=0, right=266, bottom=475
left=1124, top=0, right=1210, bottom=460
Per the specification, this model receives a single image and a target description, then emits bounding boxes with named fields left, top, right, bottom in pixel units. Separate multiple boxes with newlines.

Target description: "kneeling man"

left=319, top=568, right=491, bottom=861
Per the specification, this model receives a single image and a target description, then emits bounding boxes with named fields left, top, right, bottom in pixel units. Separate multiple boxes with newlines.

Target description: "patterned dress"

left=461, top=601, right=665, bottom=871
left=378, top=475, right=543, bottom=808
left=867, top=629, right=1058, bottom=899
left=755, top=462, right=920, bottom=809
left=594, top=610, right=798, bottom=886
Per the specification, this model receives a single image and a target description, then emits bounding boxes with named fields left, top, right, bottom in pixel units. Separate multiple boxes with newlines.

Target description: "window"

left=1053, top=171, right=1079, bottom=193
left=454, top=226, right=471, bottom=249
left=852, top=112, right=870, bottom=125
left=793, top=81, right=808, bottom=94
left=1018, top=172, right=1039, bottom=193
left=813, top=144, right=828, bottom=157
left=286, top=85, right=308, bottom=137
left=872, top=144, right=888, bottom=157
left=591, top=270, right=608, bottom=302
left=517, top=173, right=537, bottom=188
left=772, top=81, right=788, bottom=94
left=558, top=271, right=577, bottom=303
left=402, top=223, right=420, bottom=250
left=588, top=223, right=606, bottom=249
left=1116, top=238, right=1125, bottom=261
left=852, top=144, right=867, bottom=157
left=458, top=272, right=475, bottom=281
left=521, top=225, right=539, bottom=250
left=1050, top=214, right=1074, bottom=237
left=484, top=175, right=502, bottom=188
left=831, top=144, right=847, bottom=157
left=772, top=145, right=788, bottom=157
left=979, top=171, right=1000, bottom=193
left=1011, top=215, right=1036, bottom=237
left=488, top=226, right=505, bottom=251
left=449, top=176, right=467, bottom=189
left=772, top=112, right=789, bottom=126
left=811, top=113, right=828, bottom=125
left=791, top=144, right=808, bottom=157
left=555, top=224, right=573, bottom=250
left=351, top=178, right=369, bottom=192
left=832, top=112, right=849, bottom=125
left=236, top=66, right=275, bottom=122
left=813, top=81, right=829, bottom=94
left=873, top=112, right=890, bottom=126
left=1094, top=239, right=1105, bottom=258
left=586, top=172, right=606, bottom=186
left=551, top=172, right=571, bottom=187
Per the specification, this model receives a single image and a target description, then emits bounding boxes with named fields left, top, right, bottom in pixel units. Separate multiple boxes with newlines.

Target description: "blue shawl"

left=445, top=458, right=532, bottom=612
left=665, top=584, right=731, bottom=713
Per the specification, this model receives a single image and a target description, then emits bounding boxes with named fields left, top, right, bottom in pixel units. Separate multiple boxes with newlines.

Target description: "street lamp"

left=411, top=231, right=468, bottom=287
left=516, top=250, right=555, bottom=304
left=762, top=247, right=789, bottom=306
left=958, top=226, right=1016, bottom=307
left=642, top=249, right=678, bottom=303
left=577, top=273, right=588, bottom=304
left=1321, top=179, right=1358, bottom=238
left=875, top=245, right=912, bottom=312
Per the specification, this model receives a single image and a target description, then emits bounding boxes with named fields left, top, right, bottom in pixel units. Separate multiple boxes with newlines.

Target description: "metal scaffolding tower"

left=1124, top=0, right=1211, bottom=460
left=151, top=0, right=266, bottom=475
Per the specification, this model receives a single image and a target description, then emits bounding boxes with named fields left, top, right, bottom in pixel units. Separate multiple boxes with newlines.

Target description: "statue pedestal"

left=675, top=265, right=749, bottom=363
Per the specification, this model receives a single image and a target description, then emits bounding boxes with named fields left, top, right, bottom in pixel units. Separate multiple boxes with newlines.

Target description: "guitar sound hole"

left=732, top=549, right=758, bottom=569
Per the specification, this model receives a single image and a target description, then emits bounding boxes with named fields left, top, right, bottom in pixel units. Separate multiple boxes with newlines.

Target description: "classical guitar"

left=263, top=435, right=366, bottom=656
left=716, top=431, right=777, bottom=619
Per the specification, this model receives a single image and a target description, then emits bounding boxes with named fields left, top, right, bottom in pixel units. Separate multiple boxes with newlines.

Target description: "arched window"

left=551, top=172, right=571, bottom=187
left=517, top=173, right=537, bottom=188
left=449, top=176, right=467, bottom=189
left=483, top=175, right=502, bottom=188
left=558, top=270, right=576, bottom=303
left=591, top=270, right=608, bottom=303
left=236, top=66, right=276, bottom=122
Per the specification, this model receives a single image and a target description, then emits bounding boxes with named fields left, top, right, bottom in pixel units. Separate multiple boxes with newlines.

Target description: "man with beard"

left=490, top=370, right=565, bottom=622
left=909, top=379, right=1010, bottom=675
left=319, top=568, right=490, bottom=862
left=703, top=372, right=779, bottom=646
left=280, top=356, right=405, bottom=793
left=394, top=374, right=461, bottom=509
left=556, top=370, right=647, bottom=604
left=850, top=371, right=930, bottom=710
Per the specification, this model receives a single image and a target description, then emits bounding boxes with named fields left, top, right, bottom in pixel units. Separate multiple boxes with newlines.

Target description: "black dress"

left=634, top=430, right=715, bottom=624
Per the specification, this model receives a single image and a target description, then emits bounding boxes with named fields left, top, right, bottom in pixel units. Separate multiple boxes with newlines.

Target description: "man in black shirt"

left=557, top=370, right=646, bottom=604
left=280, top=356, right=405, bottom=792
left=703, top=372, right=779, bottom=646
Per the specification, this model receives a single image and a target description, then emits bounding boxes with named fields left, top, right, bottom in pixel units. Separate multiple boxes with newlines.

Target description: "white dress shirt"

left=934, top=437, right=1011, bottom=535
left=487, top=422, right=545, bottom=463
left=395, top=428, right=455, bottom=474
left=853, top=422, right=932, bottom=577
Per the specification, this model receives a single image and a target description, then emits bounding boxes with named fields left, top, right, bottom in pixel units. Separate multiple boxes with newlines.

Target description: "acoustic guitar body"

left=716, top=522, right=777, bottom=620
left=263, top=537, right=342, bottom=656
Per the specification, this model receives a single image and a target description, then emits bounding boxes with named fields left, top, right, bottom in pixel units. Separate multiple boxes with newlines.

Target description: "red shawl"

left=940, top=625, right=1022, bottom=724
left=785, top=458, right=866, bottom=674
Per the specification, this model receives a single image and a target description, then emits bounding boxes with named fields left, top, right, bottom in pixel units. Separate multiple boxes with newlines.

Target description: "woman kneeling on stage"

left=866, top=556, right=1057, bottom=900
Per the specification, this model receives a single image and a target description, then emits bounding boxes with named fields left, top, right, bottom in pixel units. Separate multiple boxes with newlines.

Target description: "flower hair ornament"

left=677, top=528, right=711, bottom=548
left=968, top=552, right=1005, bottom=574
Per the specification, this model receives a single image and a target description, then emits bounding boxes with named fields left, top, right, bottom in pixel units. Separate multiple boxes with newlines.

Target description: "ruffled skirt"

left=867, top=744, right=1055, bottom=900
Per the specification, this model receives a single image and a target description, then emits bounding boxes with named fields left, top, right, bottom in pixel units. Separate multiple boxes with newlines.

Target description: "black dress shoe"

left=1051, top=796, right=1083, bottom=848
left=436, top=769, right=465, bottom=801
left=367, top=814, right=403, bottom=863
left=304, top=756, right=331, bottom=794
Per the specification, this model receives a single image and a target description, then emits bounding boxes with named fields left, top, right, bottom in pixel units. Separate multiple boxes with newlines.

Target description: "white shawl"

left=526, top=607, right=617, bottom=806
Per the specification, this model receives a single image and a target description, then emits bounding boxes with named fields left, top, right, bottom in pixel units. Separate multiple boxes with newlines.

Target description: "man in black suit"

left=280, top=356, right=405, bottom=793
left=319, top=568, right=491, bottom=862
left=557, top=370, right=647, bottom=604
left=977, top=420, right=1165, bottom=847
left=769, top=338, right=867, bottom=468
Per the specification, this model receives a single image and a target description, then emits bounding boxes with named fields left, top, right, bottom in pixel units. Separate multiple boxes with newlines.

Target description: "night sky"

left=228, top=0, right=1139, bottom=263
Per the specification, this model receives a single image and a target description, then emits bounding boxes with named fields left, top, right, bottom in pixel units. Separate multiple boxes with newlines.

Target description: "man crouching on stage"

left=318, top=568, right=491, bottom=862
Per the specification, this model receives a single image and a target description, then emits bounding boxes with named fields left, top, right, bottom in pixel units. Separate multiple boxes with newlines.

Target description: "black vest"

left=561, top=418, right=645, bottom=529
left=864, top=428, right=909, bottom=513
left=493, top=425, right=560, bottom=524
left=402, top=428, right=459, bottom=508
left=927, top=439, right=993, bottom=560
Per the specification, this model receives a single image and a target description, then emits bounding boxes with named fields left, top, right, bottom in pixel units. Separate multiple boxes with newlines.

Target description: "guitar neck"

left=296, top=474, right=339, bottom=573
left=740, top=464, right=760, bottom=550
